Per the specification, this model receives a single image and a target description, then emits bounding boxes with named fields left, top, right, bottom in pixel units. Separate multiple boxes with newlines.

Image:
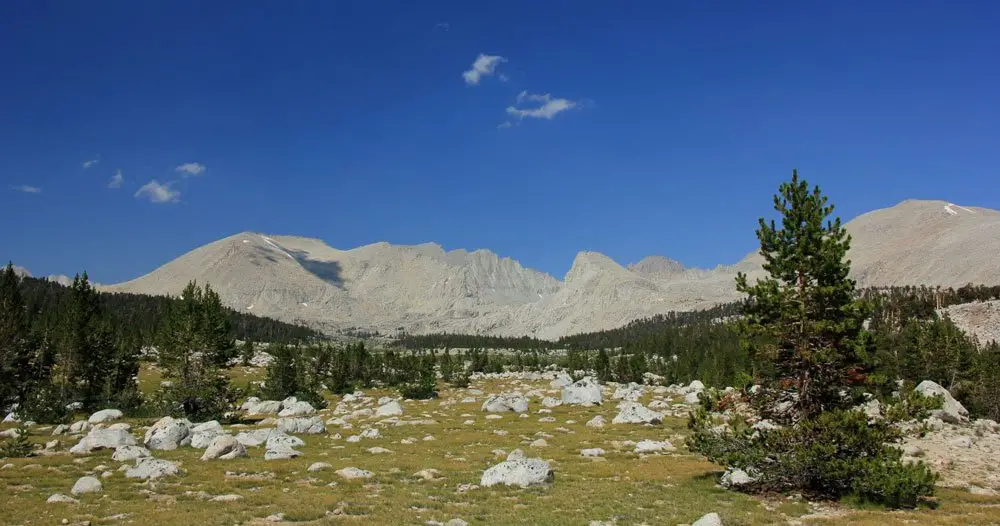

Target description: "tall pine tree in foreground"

left=687, top=171, right=937, bottom=509
left=734, top=170, right=872, bottom=421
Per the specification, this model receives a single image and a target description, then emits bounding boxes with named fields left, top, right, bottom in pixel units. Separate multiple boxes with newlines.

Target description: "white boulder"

left=87, top=409, right=123, bottom=424
left=562, top=377, right=603, bottom=406
left=276, top=416, right=326, bottom=435
left=482, top=394, right=529, bottom=414
left=189, top=421, right=226, bottom=449
left=70, top=427, right=136, bottom=454
left=692, top=512, right=723, bottom=526
left=201, top=435, right=247, bottom=460
left=915, top=380, right=969, bottom=424
left=481, top=450, right=554, bottom=488
left=71, top=476, right=103, bottom=495
left=125, top=458, right=180, bottom=480
left=375, top=400, right=403, bottom=417
left=612, top=402, right=663, bottom=425
left=144, top=416, right=192, bottom=450
left=111, top=445, right=150, bottom=462
left=277, top=399, right=316, bottom=417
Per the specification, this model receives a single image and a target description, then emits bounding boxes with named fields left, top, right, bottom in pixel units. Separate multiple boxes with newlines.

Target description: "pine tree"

left=57, top=272, right=115, bottom=409
left=0, top=263, right=34, bottom=412
left=688, top=171, right=937, bottom=508
left=595, top=348, right=611, bottom=382
left=155, top=281, right=234, bottom=420
left=734, top=170, right=871, bottom=421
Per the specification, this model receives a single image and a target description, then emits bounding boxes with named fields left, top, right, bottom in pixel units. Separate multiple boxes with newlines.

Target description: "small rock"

left=336, top=467, right=374, bottom=480
left=308, top=462, right=332, bottom=472
left=125, top=458, right=180, bottom=480
left=692, top=512, right=723, bottom=526
left=71, top=476, right=103, bottom=495
left=46, top=493, right=79, bottom=504
left=88, top=409, right=123, bottom=424
left=580, top=448, right=605, bottom=457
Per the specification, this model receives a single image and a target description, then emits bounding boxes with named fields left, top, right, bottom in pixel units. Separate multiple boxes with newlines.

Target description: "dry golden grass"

left=1, top=376, right=998, bottom=525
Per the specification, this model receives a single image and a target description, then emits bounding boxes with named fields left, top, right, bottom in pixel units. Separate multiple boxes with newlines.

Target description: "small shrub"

left=448, top=374, right=470, bottom=389
left=399, top=380, right=437, bottom=400
left=18, top=383, right=72, bottom=424
left=852, top=458, right=938, bottom=509
left=0, top=424, right=33, bottom=458
left=687, top=407, right=937, bottom=508
left=152, top=375, right=236, bottom=422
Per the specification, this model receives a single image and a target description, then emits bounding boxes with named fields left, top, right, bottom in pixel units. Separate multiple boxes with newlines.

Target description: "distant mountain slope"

left=103, top=199, right=1000, bottom=339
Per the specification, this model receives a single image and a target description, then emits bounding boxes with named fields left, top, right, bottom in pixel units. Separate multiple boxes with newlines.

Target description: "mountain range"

left=98, top=199, right=1000, bottom=339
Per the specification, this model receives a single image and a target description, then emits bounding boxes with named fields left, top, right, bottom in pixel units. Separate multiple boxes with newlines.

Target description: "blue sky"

left=2, top=1, right=999, bottom=283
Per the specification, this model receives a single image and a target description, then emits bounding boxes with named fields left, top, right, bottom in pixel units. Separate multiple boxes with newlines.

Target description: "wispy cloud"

left=82, top=157, right=99, bottom=169
left=463, top=54, right=506, bottom=85
left=12, top=185, right=41, bottom=194
left=434, top=22, right=450, bottom=31
left=134, top=180, right=179, bottom=203
left=506, top=91, right=578, bottom=121
left=175, top=162, right=206, bottom=177
left=108, top=169, right=124, bottom=189
left=497, top=121, right=514, bottom=129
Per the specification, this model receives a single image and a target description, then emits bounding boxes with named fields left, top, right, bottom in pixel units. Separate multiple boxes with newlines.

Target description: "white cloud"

left=497, top=121, right=514, bottom=129
left=175, top=162, right=206, bottom=176
left=463, top=54, right=506, bottom=85
left=82, top=157, right=99, bottom=169
left=108, top=169, right=124, bottom=189
left=435, top=22, right=450, bottom=31
left=134, top=180, right=179, bottom=203
left=12, top=185, right=41, bottom=194
left=506, top=92, right=578, bottom=120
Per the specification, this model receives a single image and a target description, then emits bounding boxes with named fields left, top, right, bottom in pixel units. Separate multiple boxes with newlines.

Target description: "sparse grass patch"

left=1, top=375, right=998, bottom=525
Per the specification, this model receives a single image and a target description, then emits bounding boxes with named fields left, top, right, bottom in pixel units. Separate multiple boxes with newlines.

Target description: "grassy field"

left=2, top=376, right=999, bottom=525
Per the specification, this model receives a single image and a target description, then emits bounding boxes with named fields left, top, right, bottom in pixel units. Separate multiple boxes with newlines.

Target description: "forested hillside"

left=19, top=274, right=322, bottom=345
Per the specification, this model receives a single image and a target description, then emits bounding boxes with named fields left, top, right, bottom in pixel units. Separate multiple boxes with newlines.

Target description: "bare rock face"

left=481, top=450, right=554, bottom=488
left=102, top=200, right=1000, bottom=339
